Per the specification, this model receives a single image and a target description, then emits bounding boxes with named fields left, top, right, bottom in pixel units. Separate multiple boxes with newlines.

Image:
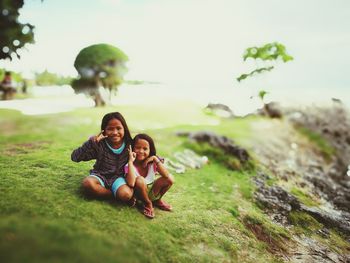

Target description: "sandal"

left=153, top=199, right=172, bottom=211
left=143, top=206, right=155, bottom=219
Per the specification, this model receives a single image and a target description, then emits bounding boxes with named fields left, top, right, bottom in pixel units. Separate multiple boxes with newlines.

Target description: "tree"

left=72, top=43, right=128, bottom=107
left=236, top=42, right=293, bottom=116
left=0, top=0, right=35, bottom=60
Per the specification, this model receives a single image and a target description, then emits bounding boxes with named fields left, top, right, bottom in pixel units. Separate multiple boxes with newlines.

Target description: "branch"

left=236, top=66, right=274, bottom=82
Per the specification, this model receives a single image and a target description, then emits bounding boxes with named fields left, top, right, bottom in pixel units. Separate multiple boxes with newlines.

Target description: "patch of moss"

left=290, top=187, right=320, bottom=207
left=296, top=126, right=335, bottom=161
left=229, top=205, right=240, bottom=218
left=242, top=213, right=290, bottom=255
left=184, top=141, right=255, bottom=172
left=244, top=214, right=263, bottom=226
left=244, top=212, right=290, bottom=240
left=327, top=229, right=350, bottom=254
left=288, top=211, right=323, bottom=235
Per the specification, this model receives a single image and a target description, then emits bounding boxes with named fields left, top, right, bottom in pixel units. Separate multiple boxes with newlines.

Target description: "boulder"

left=188, top=131, right=249, bottom=162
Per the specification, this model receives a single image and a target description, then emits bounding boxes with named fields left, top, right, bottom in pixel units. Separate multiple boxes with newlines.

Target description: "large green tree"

left=0, top=0, right=35, bottom=60
left=72, top=43, right=128, bottom=107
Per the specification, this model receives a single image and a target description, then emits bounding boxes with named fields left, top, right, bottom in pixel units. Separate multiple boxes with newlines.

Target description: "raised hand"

left=91, top=130, right=108, bottom=143
left=143, top=156, right=158, bottom=168
left=128, top=145, right=136, bottom=162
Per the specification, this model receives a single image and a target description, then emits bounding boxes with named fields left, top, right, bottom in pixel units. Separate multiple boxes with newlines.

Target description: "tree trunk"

left=94, top=92, right=106, bottom=107
left=92, top=77, right=106, bottom=107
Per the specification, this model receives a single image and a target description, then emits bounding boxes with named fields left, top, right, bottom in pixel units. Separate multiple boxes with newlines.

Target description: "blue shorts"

left=89, top=175, right=127, bottom=198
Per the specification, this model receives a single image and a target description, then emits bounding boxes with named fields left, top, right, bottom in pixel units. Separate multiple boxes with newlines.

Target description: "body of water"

left=0, top=83, right=349, bottom=116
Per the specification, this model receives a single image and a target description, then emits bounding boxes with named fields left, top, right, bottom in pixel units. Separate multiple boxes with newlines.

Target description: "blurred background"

left=1, top=0, right=349, bottom=116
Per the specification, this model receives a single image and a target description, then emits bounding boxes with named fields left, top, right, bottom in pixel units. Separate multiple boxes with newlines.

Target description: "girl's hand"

left=143, top=156, right=159, bottom=168
left=91, top=130, right=108, bottom=143
left=128, top=145, right=136, bottom=162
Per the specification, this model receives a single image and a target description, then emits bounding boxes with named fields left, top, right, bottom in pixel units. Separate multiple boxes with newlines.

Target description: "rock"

left=249, top=104, right=350, bottom=260
left=333, top=195, right=350, bottom=213
left=256, top=102, right=283, bottom=118
left=187, top=131, right=250, bottom=162
left=173, top=149, right=208, bottom=169
left=254, top=181, right=301, bottom=213
left=286, top=103, right=350, bottom=179
left=283, top=103, right=350, bottom=222
left=306, top=175, right=350, bottom=213
left=164, top=149, right=209, bottom=174
left=290, top=235, right=350, bottom=263
left=300, top=206, right=350, bottom=236
left=164, top=159, right=186, bottom=174
left=254, top=174, right=350, bottom=238
left=205, top=103, right=234, bottom=118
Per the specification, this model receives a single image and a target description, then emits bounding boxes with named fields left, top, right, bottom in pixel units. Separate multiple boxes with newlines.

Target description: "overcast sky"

left=1, top=0, right=350, bottom=105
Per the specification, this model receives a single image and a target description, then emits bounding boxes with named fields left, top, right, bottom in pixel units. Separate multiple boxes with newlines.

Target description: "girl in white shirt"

left=125, top=134, right=174, bottom=219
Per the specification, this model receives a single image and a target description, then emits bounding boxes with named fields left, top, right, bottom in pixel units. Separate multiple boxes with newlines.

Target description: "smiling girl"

left=71, top=112, right=134, bottom=204
left=125, top=134, right=174, bottom=218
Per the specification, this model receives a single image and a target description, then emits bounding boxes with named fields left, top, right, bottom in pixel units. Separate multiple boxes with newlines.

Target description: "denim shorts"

left=89, top=174, right=127, bottom=198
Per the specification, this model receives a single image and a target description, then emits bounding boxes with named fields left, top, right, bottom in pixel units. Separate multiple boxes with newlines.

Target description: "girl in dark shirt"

left=71, top=112, right=134, bottom=204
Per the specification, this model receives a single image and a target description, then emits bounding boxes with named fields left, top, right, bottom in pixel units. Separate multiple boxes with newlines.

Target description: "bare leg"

left=134, top=177, right=153, bottom=209
left=82, top=177, right=112, bottom=199
left=115, top=184, right=134, bottom=203
left=151, top=175, right=174, bottom=211
left=152, top=175, right=174, bottom=199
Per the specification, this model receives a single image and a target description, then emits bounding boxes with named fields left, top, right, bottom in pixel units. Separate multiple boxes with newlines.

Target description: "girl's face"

left=104, top=118, right=125, bottom=145
left=134, top=139, right=150, bottom=161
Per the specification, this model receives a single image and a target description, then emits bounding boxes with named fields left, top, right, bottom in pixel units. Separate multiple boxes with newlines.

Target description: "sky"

left=1, top=0, right=350, bottom=108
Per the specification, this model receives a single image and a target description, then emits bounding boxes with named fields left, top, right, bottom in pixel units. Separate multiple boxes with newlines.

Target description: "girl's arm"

left=125, top=145, right=137, bottom=187
left=153, top=156, right=171, bottom=179
left=71, top=139, right=98, bottom=162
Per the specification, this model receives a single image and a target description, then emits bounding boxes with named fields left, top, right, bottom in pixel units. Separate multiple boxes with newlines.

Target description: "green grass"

left=288, top=211, right=323, bottom=235
left=296, top=126, right=335, bottom=160
left=0, top=105, right=347, bottom=262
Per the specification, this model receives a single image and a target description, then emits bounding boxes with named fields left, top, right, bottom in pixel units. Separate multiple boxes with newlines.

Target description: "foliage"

left=258, top=90, right=268, bottom=101
left=237, top=66, right=274, bottom=82
left=0, top=68, right=23, bottom=83
left=72, top=43, right=128, bottom=106
left=236, top=42, right=293, bottom=105
left=34, top=70, right=73, bottom=86
left=73, top=43, right=128, bottom=91
left=242, top=42, right=293, bottom=63
left=0, top=0, right=35, bottom=60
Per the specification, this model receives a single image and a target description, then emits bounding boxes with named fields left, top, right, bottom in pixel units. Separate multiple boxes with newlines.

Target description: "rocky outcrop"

left=254, top=173, right=350, bottom=262
left=205, top=103, right=235, bottom=118
left=257, top=102, right=283, bottom=118
left=254, top=174, right=301, bottom=213
left=187, top=131, right=250, bottom=162
left=285, top=104, right=350, bottom=215
left=254, top=174, right=350, bottom=237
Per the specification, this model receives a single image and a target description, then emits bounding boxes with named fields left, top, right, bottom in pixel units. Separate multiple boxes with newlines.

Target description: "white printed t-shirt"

left=124, top=163, right=157, bottom=185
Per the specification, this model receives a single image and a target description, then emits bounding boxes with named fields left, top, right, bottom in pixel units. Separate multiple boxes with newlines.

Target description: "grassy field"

left=0, top=104, right=346, bottom=262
